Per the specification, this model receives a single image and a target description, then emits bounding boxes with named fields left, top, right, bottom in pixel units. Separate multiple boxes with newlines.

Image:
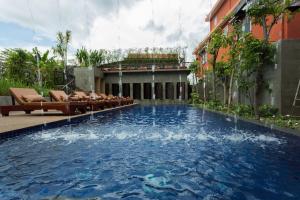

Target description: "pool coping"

left=0, top=103, right=138, bottom=139
left=195, top=105, right=300, bottom=137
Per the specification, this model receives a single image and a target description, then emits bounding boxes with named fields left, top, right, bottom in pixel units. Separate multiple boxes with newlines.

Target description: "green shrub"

left=232, top=104, right=253, bottom=117
left=32, top=84, right=50, bottom=96
left=0, top=79, right=26, bottom=95
left=190, top=92, right=202, bottom=104
left=0, top=78, right=50, bottom=96
left=259, top=105, right=279, bottom=117
left=205, top=100, right=223, bottom=111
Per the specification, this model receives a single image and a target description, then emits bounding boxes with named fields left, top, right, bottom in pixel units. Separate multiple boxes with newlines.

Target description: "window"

left=242, top=16, right=251, bottom=33
left=223, top=25, right=228, bottom=36
left=214, top=16, right=218, bottom=26
left=201, top=52, right=207, bottom=64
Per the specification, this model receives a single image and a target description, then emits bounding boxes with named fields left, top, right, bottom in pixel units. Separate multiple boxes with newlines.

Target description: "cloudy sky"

left=0, top=0, right=217, bottom=61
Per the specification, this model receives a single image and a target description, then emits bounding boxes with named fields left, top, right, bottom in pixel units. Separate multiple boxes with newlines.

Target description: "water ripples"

left=0, top=105, right=299, bottom=200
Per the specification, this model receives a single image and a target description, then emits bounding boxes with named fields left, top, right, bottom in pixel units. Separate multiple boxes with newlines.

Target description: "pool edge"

left=0, top=103, right=138, bottom=139
left=197, top=106, right=300, bottom=137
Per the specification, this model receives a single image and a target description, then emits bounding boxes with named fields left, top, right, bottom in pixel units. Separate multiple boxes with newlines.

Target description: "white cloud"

left=0, top=0, right=217, bottom=61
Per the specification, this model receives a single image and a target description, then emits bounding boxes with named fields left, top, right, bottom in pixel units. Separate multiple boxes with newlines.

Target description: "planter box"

left=0, top=96, right=12, bottom=106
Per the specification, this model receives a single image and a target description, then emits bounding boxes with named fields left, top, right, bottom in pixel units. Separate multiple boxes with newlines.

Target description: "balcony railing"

left=101, top=64, right=189, bottom=73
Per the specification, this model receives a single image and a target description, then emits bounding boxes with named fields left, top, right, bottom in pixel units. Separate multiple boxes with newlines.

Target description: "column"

left=185, top=82, right=188, bottom=100
left=130, top=83, right=133, bottom=99
left=152, top=82, right=155, bottom=100
left=162, top=82, right=166, bottom=100
left=141, top=83, right=144, bottom=100
left=109, top=83, right=112, bottom=95
left=173, top=82, right=177, bottom=100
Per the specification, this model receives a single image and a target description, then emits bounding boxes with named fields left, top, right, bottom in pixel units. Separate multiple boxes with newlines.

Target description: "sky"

left=0, top=0, right=217, bottom=61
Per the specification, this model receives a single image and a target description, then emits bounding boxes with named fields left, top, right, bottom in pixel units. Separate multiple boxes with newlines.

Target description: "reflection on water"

left=0, top=105, right=300, bottom=200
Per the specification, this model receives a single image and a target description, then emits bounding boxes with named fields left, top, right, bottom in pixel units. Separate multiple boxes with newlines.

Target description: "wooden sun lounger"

left=96, top=93, right=120, bottom=107
left=0, top=88, right=87, bottom=116
left=73, top=91, right=106, bottom=111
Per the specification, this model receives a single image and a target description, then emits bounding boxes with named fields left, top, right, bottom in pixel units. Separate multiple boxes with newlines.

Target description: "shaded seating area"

left=0, top=88, right=87, bottom=116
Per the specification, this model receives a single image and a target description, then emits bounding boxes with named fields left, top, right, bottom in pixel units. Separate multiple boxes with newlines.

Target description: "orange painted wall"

left=247, top=13, right=300, bottom=41
left=196, top=0, right=300, bottom=78
left=286, top=13, right=300, bottom=39
left=210, top=0, right=241, bottom=31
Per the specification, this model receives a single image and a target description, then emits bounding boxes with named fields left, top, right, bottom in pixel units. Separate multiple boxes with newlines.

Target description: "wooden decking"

left=0, top=104, right=137, bottom=134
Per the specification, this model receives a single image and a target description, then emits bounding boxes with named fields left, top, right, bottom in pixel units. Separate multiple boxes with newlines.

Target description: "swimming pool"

left=0, top=105, right=300, bottom=199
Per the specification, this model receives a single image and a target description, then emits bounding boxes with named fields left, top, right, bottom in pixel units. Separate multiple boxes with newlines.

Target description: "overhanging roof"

left=193, top=0, right=246, bottom=55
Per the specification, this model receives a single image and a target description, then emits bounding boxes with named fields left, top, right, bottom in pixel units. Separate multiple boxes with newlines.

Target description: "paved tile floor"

left=0, top=104, right=136, bottom=134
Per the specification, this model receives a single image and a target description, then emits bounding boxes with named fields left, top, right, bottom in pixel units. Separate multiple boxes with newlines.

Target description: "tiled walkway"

left=0, top=104, right=137, bottom=134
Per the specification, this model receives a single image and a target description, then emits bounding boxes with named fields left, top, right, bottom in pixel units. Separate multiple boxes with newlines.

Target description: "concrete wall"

left=261, top=39, right=300, bottom=115
left=74, top=67, right=104, bottom=92
left=280, top=40, right=300, bottom=115
left=0, top=96, right=51, bottom=106
left=104, top=71, right=190, bottom=101
left=104, top=71, right=189, bottom=84
left=0, top=96, right=12, bottom=106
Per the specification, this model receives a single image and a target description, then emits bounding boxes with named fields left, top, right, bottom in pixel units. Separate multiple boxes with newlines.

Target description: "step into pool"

left=0, top=105, right=299, bottom=199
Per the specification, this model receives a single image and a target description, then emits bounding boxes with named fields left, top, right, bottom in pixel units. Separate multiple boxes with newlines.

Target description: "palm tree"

left=90, top=49, right=104, bottom=66
left=31, top=47, right=58, bottom=88
left=53, top=30, right=71, bottom=85
left=75, top=47, right=89, bottom=67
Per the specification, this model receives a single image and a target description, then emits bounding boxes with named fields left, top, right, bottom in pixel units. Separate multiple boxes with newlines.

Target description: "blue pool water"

left=0, top=105, right=300, bottom=200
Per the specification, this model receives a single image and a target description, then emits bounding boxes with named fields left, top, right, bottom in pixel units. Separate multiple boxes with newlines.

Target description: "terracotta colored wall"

left=210, top=0, right=241, bottom=31
left=251, top=16, right=283, bottom=42
left=286, top=13, right=300, bottom=39
left=250, top=13, right=300, bottom=41
left=196, top=0, right=300, bottom=79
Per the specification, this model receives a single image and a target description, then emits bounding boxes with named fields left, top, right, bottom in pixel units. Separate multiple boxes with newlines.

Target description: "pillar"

left=185, top=82, right=188, bottom=100
left=141, top=83, right=144, bottom=100
left=109, top=83, right=112, bottom=95
left=152, top=82, right=155, bottom=100
left=95, top=77, right=100, bottom=93
left=130, top=83, right=133, bottom=98
left=173, top=82, right=177, bottom=100
left=162, top=82, right=166, bottom=100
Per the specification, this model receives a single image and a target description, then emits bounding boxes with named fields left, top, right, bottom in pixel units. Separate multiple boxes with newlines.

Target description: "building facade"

left=194, top=0, right=300, bottom=74
left=193, top=0, right=300, bottom=114
left=74, top=54, right=191, bottom=102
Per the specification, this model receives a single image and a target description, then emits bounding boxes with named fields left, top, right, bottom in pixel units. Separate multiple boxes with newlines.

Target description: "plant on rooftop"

left=75, top=47, right=89, bottom=67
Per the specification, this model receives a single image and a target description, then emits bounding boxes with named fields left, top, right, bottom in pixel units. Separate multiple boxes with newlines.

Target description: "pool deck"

left=0, top=104, right=138, bottom=134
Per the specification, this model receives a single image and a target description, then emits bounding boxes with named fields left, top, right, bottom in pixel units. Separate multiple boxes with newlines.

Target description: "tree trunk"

left=228, top=68, right=235, bottom=107
left=262, top=17, right=269, bottom=42
left=223, top=82, right=228, bottom=105
left=212, top=57, right=217, bottom=101
left=193, top=73, right=196, bottom=92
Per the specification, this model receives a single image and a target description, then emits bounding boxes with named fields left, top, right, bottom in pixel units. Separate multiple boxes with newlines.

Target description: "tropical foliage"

left=75, top=47, right=105, bottom=67
left=0, top=48, right=62, bottom=95
left=207, top=28, right=227, bottom=101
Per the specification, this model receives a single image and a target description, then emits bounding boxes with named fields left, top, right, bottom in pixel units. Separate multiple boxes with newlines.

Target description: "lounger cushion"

left=59, top=94, right=69, bottom=101
left=90, top=93, right=103, bottom=100
left=68, top=95, right=80, bottom=101
left=22, top=94, right=46, bottom=102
